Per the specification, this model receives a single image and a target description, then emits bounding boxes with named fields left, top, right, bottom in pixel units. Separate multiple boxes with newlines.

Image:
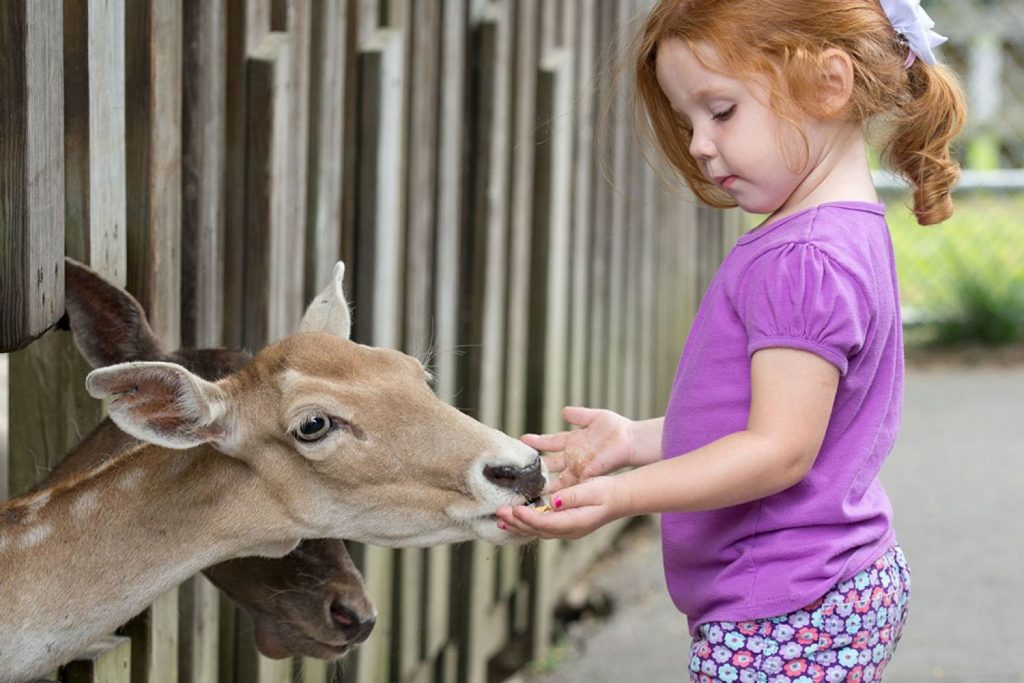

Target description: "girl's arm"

left=497, top=347, right=839, bottom=538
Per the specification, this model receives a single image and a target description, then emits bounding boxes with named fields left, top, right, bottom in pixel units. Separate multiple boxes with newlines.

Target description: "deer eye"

left=295, top=414, right=332, bottom=442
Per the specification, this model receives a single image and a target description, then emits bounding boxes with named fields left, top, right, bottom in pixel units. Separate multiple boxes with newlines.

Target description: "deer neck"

left=0, top=442, right=301, bottom=681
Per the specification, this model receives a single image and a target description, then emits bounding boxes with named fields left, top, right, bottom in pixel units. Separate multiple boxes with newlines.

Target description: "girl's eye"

left=712, top=105, right=736, bottom=121
left=295, top=414, right=333, bottom=442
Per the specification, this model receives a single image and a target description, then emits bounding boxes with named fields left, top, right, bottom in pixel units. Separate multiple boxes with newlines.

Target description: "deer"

left=29, top=258, right=375, bottom=661
left=0, top=261, right=546, bottom=682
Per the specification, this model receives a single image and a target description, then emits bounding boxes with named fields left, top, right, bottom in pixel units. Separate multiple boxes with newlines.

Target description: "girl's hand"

left=495, top=476, right=629, bottom=541
left=521, top=406, right=635, bottom=492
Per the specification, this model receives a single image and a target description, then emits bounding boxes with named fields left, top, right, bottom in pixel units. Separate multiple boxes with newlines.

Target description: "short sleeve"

left=737, top=243, right=871, bottom=375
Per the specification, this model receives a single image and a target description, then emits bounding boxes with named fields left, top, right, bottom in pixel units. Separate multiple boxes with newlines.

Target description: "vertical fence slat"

left=61, top=636, right=132, bottom=683
left=351, top=24, right=407, bottom=683
left=246, top=28, right=297, bottom=681
left=222, top=0, right=270, bottom=349
left=0, top=0, right=64, bottom=353
left=124, top=2, right=183, bottom=680
left=455, top=4, right=515, bottom=681
left=182, top=0, right=226, bottom=351
left=396, top=1, right=441, bottom=680
left=526, top=45, right=574, bottom=664
left=179, top=4, right=225, bottom=676
left=431, top=4, right=469, bottom=678
left=304, top=0, right=348, bottom=299
left=586, top=1, right=616, bottom=410
left=504, top=0, right=539, bottom=441
left=568, top=0, right=596, bottom=409
left=63, top=0, right=127, bottom=282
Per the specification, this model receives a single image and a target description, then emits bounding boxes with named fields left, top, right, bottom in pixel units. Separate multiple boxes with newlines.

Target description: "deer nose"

left=483, top=457, right=545, bottom=499
left=330, top=602, right=376, bottom=643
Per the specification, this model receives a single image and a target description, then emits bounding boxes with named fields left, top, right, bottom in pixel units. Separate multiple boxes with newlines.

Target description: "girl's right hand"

left=522, top=406, right=636, bottom=492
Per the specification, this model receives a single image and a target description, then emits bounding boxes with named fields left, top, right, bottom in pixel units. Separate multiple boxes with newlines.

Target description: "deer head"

left=84, top=261, right=546, bottom=547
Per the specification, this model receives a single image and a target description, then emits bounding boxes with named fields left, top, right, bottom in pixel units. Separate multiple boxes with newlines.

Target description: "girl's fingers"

left=562, top=405, right=600, bottom=428
left=520, top=431, right=570, bottom=452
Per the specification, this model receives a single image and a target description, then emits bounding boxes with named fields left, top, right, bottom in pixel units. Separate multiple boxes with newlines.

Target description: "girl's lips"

left=717, top=175, right=738, bottom=190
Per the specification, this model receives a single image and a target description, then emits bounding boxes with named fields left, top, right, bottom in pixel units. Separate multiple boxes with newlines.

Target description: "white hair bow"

left=879, top=0, right=947, bottom=66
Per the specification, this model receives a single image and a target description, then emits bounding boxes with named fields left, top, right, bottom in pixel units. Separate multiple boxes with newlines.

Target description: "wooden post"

left=455, top=4, right=515, bottom=681
left=123, top=2, right=183, bottom=680
left=304, top=0, right=349, bottom=299
left=351, top=24, right=407, bottom=683
left=526, top=45, right=574, bottom=663
left=0, top=1, right=65, bottom=353
left=62, top=636, right=132, bottom=683
left=180, top=9, right=226, bottom=672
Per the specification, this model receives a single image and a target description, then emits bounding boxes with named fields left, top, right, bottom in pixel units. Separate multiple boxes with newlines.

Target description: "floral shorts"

left=689, top=545, right=910, bottom=683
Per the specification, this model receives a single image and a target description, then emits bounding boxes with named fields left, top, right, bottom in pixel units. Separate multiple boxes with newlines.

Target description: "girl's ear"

left=818, top=48, right=855, bottom=118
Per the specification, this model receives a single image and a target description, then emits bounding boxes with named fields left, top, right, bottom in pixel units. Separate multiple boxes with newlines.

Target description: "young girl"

left=497, top=1, right=966, bottom=680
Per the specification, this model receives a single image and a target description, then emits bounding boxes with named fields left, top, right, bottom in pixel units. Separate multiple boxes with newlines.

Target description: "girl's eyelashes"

left=712, top=104, right=736, bottom=121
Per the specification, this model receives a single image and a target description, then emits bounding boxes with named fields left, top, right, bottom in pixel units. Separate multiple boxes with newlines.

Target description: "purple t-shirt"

left=661, top=201, right=901, bottom=634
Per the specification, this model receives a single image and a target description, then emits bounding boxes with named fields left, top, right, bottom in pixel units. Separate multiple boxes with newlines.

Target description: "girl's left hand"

left=495, top=476, right=629, bottom=540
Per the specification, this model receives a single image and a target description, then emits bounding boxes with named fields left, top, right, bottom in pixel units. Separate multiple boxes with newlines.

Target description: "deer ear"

left=299, top=261, right=352, bottom=340
left=65, top=258, right=165, bottom=367
left=86, top=361, right=234, bottom=451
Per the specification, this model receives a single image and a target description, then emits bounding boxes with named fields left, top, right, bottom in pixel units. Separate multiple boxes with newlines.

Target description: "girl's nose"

left=689, top=128, right=716, bottom=160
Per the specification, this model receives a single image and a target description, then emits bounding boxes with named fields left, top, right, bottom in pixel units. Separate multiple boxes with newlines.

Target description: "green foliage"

left=887, top=193, right=1024, bottom=347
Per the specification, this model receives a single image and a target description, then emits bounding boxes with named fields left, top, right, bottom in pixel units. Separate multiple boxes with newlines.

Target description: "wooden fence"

left=0, top=1, right=743, bottom=682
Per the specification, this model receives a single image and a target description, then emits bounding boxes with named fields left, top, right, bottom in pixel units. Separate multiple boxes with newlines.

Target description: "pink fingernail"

left=554, top=497, right=563, bottom=509
left=498, top=521, right=507, bottom=530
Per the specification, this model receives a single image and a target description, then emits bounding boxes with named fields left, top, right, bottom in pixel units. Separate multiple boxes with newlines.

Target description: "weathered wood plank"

left=433, top=0, right=467, bottom=409
left=270, top=0, right=311, bottom=341
left=0, top=0, right=65, bottom=353
left=223, top=0, right=271, bottom=348
left=638, top=163, right=658, bottom=418
left=456, top=3, right=515, bottom=681
left=569, top=0, right=596, bottom=408
left=125, top=0, right=182, bottom=350
left=178, top=576, right=219, bottom=683
left=241, top=32, right=291, bottom=351
left=6, top=0, right=117, bottom=503
left=402, top=0, right=440, bottom=361
left=61, top=635, right=132, bottom=683
left=394, top=7, right=441, bottom=676
left=586, top=0, right=617, bottom=409
left=353, top=28, right=406, bottom=354
left=304, top=0, right=349, bottom=299
left=123, top=3, right=183, bottom=679
left=0, top=355, right=8, bottom=500
left=182, top=0, right=226, bottom=351
left=504, top=0, right=540, bottom=440
left=428, top=2, right=468, bottom=674
left=63, top=0, right=127, bottom=283
left=526, top=45, right=574, bottom=662
left=350, top=28, right=406, bottom=683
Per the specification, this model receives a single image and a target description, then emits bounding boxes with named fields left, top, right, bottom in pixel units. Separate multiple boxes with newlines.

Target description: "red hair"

left=634, top=0, right=967, bottom=225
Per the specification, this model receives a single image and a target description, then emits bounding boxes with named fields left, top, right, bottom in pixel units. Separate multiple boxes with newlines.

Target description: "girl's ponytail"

left=883, top=62, right=967, bottom=226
